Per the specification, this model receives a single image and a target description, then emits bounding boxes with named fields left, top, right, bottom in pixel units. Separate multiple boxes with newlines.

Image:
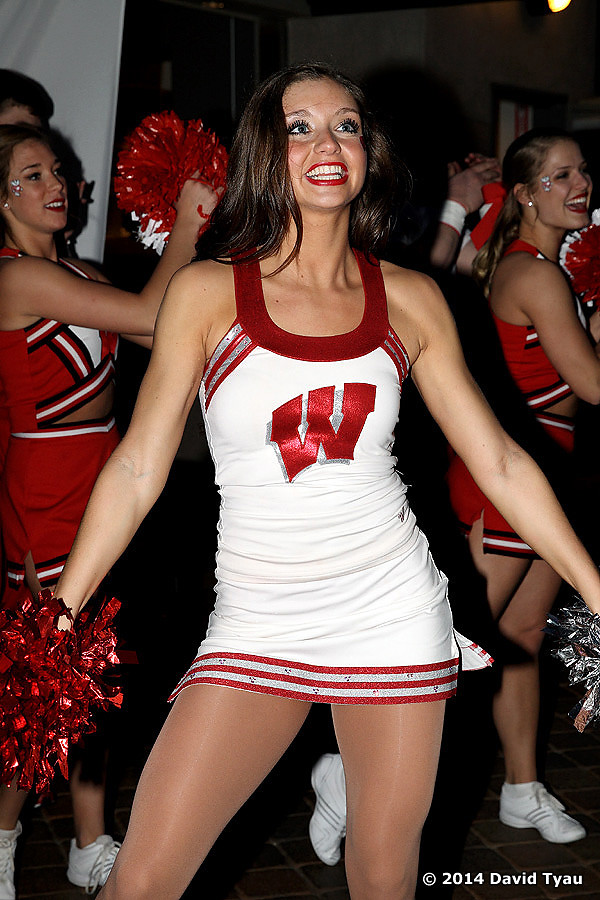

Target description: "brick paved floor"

left=11, top=673, right=600, bottom=900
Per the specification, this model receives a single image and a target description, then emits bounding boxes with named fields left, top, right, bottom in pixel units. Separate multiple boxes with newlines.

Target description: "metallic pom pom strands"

left=559, top=208, right=600, bottom=315
left=546, top=597, right=600, bottom=732
left=113, top=110, right=228, bottom=254
left=0, top=589, right=122, bottom=796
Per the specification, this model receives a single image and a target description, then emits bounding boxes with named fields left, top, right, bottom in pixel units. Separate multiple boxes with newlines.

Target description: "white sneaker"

left=499, top=781, right=586, bottom=843
left=0, top=821, right=22, bottom=900
left=309, top=753, right=347, bottom=866
left=66, top=834, right=121, bottom=893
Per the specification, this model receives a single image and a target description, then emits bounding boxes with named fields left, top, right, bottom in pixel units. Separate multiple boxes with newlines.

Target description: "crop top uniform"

left=170, top=251, right=491, bottom=706
left=0, top=248, right=119, bottom=591
left=446, top=239, right=575, bottom=557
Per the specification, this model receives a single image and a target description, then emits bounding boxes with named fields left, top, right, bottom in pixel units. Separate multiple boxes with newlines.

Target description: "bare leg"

left=69, top=756, right=107, bottom=847
left=99, top=685, right=311, bottom=899
left=467, top=518, right=561, bottom=784
left=466, top=518, right=530, bottom=621
left=493, top=560, right=561, bottom=783
left=332, top=700, right=446, bottom=900
left=0, top=784, right=28, bottom=831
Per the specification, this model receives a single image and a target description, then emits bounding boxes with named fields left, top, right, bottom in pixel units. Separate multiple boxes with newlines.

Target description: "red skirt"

left=0, top=417, right=119, bottom=591
left=446, top=411, right=574, bottom=559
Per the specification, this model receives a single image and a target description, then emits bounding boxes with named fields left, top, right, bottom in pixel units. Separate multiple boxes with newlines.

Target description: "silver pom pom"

left=546, top=598, right=600, bottom=731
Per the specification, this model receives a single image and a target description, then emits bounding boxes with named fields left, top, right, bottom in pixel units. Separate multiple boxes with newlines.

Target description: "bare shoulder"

left=164, top=258, right=234, bottom=316
left=158, top=258, right=236, bottom=359
left=0, top=253, right=55, bottom=290
left=493, top=253, right=571, bottom=320
left=496, top=251, right=561, bottom=289
left=381, top=259, right=446, bottom=302
left=168, top=257, right=232, bottom=293
left=0, top=255, right=61, bottom=317
left=379, top=258, right=456, bottom=362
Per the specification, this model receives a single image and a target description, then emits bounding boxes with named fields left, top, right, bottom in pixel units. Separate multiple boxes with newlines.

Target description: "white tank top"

left=201, top=251, right=418, bottom=583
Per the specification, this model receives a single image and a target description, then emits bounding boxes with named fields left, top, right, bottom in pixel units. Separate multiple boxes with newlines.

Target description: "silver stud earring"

left=2, top=202, right=8, bottom=209
left=528, top=201, right=533, bottom=207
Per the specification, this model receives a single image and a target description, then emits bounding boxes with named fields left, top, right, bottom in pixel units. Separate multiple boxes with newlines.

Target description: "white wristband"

left=478, top=201, right=492, bottom=220
left=439, top=199, right=467, bottom=235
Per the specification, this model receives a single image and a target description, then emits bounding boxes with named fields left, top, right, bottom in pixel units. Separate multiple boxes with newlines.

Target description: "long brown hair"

left=473, top=128, right=575, bottom=296
left=196, top=63, right=408, bottom=269
left=0, top=124, right=53, bottom=246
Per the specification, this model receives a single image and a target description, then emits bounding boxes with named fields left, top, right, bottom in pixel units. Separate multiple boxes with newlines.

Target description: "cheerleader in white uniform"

left=55, top=65, right=600, bottom=900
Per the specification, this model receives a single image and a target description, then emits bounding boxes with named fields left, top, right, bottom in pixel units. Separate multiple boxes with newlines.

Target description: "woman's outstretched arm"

left=387, top=266, right=600, bottom=614
left=0, top=180, right=218, bottom=337
left=54, top=261, right=223, bottom=615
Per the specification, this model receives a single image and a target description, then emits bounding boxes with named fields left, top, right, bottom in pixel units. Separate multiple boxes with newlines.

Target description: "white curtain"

left=0, top=0, right=126, bottom=263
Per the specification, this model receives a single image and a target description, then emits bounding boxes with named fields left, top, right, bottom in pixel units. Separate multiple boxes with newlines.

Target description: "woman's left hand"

left=175, top=176, right=222, bottom=227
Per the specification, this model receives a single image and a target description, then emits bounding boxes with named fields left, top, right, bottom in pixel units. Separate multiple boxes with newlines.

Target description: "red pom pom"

left=561, top=213, right=600, bottom=312
left=113, top=110, right=228, bottom=253
left=0, top=590, right=122, bottom=797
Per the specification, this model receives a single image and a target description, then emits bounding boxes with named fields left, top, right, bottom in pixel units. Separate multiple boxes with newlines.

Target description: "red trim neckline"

left=232, top=249, right=389, bottom=362
left=504, top=240, right=544, bottom=259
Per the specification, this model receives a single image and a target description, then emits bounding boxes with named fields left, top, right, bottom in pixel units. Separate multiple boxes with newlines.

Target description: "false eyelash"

left=287, top=119, right=309, bottom=134
left=339, top=117, right=360, bottom=133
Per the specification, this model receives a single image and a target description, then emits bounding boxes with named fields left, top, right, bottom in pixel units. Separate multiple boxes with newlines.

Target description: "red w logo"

left=269, top=383, right=376, bottom=482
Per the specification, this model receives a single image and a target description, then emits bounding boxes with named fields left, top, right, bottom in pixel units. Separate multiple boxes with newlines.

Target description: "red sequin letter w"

left=269, top=383, right=376, bottom=481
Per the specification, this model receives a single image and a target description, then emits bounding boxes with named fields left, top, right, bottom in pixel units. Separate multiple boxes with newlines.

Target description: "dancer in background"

left=445, top=128, right=600, bottom=843
left=0, top=68, right=91, bottom=256
left=52, top=68, right=600, bottom=900
left=0, top=123, right=217, bottom=898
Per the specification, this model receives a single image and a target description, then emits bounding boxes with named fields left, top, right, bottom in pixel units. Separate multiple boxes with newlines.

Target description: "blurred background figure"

left=446, top=127, right=600, bottom=844
left=0, top=123, right=216, bottom=898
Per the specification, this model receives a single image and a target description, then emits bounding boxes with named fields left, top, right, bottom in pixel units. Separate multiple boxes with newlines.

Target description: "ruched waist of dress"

left=215, top=479, right=420, bottom=583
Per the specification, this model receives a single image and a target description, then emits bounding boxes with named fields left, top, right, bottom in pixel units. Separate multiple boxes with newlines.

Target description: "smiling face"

left=2, top=138, right=67, bottom=234
left=528, top=139, right=592, bottom=230
left=283, top=77, right=367, bottom=215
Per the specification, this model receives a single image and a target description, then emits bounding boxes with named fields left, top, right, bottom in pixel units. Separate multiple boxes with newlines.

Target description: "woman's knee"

left=497, top=613, right=547, bottom=656
left=100, top=857, right=181, bottom=900
left=345, top=829, right=420, bottom=899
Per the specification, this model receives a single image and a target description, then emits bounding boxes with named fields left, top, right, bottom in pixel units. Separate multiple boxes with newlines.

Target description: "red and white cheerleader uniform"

left=170, top=250, right=490, bottom=706
left=446, top=239, right=575, bottom=558
left=0, top=248, right=119, bottom=592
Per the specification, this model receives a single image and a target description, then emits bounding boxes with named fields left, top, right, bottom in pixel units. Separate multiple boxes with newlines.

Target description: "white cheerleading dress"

left=170, top=251, right=491, bottom=705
